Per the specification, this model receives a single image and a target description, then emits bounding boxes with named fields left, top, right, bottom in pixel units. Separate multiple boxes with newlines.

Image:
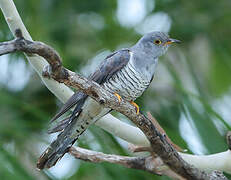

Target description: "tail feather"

left=37, top=136, right=76, bottom=169
left=47, top=116, right=71, bottom=134
left=50, top=92, right=87, bottom=123
left=37, top=129, right=78, bottom=169
left=37, top=98, right=111, bottom=169
left=37, top=114, right=81, bottom=169
left=37, top=93, right=88, bottom=169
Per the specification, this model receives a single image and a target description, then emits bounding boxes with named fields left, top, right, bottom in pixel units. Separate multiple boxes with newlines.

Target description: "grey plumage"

left=102, top=51, right=156, bottom=101
left=37, top=32, right=180, bottom=169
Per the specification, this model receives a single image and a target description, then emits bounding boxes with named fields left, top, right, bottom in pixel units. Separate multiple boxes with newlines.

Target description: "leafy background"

left=0, top=0, right=231, bottom=179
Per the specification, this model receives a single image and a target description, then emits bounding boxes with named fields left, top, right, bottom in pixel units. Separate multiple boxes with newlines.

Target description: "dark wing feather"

left=89, top=49, right=130, bottom=84
left=48, top=49, right=130, bottom=133
left=49, top=92, right=87, bottom=123
left=47, top=117, right=70, bottom=134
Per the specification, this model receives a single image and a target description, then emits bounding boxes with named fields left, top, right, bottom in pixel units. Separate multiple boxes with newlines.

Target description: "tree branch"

left=69, top=146, right=183, bottom=179
left=0, top=29, right=228, bottom=180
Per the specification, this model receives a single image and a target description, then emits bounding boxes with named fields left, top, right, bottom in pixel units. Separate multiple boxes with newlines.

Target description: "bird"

left=36, top=31, right=180, bottom=169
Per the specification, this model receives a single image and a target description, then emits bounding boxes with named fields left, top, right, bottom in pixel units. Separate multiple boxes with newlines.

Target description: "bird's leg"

left=130, top=101, right=139, bottom=115
left=114, top=93, right=122, bottom=103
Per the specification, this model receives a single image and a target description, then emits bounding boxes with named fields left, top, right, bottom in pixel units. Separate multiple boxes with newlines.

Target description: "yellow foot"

left=130, top=101, right=140, bottom=115
left=114, top=93, right=122, bottom=103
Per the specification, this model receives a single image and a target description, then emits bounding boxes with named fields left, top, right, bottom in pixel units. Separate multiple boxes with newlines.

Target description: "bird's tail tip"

left=36, top=146, right=64, bottom=170
left=36, top=137, right=74, bottom=169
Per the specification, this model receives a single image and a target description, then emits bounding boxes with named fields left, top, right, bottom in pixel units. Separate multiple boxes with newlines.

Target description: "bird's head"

left=136, top=31, right=181, bottom=58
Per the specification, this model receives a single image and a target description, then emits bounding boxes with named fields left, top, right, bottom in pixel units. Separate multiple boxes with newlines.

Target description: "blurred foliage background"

left=0, top=0, right=231, bottom=179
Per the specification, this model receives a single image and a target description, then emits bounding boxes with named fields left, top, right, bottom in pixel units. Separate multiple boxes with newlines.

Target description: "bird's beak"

left=164, top=38, right=181, bottom=46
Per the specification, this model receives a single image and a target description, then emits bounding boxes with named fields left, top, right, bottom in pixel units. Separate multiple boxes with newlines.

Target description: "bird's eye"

left=154, top=39, right=162, bottom=45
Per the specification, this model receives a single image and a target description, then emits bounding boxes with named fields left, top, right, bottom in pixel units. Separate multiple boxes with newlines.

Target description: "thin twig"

left=128, top=144, right=152, bottom=153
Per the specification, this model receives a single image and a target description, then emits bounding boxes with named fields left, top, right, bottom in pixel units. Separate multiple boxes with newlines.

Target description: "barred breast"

left=102, top=58, right=151, bottom=101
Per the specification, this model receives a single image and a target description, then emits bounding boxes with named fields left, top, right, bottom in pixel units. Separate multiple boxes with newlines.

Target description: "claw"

left=130, top=101, right=139, bottom=115
left=114, top=93, right=122, bottom=103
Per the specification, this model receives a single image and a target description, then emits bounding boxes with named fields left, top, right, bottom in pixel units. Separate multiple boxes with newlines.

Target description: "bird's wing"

left=89, top=49, right=131, bottom=84
left=49, top=92, right=87, bottom=124
left=48, top=49, right=131, bottom=133
left=47, top=92, right=87, bottom=134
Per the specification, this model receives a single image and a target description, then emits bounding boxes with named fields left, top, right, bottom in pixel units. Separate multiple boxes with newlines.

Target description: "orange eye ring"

left=154, top=39, right=162, bottom=45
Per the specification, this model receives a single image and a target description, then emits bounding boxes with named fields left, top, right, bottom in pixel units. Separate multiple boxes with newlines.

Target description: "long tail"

left=37, top=136, right=76, bottom=169
left=37, top=115, right=81, bottom=169
left=37, top=98, right=111, bottom=169
left=37, top=92, right=87, bottom=169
